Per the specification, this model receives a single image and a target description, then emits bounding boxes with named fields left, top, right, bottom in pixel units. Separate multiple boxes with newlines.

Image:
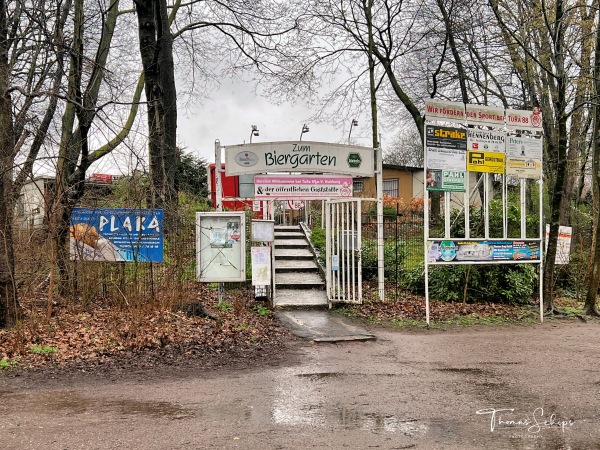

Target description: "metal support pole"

left=214, top=140, right=224, bottom=302
left=539, top=178, right=544, bottom=322
left=376, top=146, right=385, bottom=301
left=520, top=179, right=527, bottom=239
left=214, top=140, right=223, bottom=213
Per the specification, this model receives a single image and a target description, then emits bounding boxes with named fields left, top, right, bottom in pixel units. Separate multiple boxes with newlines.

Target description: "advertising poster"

left=196, top=212, right=246, bottom=282
left=426, top=125, right=467, bottom=192
left=467, top=129, right=506, bottom=174
left=427, top=169, right=465, bottom=192
left=467, top=129, right=506, bottom=153
left=427, top=240, right=541, bottom=263
left=69, top=207, right=163, bottom=262
left=506, top=135, right=543, bottom=179
left=251, top=247, right=271, bottom=286
left=467, top=151, right=505, bottom=174
left=545, top=225, right=572, bottom=265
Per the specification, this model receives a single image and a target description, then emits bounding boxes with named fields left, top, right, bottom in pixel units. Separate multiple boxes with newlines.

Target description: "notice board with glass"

left=196, top=212, right=246, bottom=282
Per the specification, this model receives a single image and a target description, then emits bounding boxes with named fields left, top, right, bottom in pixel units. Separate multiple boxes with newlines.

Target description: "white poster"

left=251, top=220, right=275, bottom=242
left=506, top=108, right=543, bottom=131
left=427, top=149, right=466, bottom=171
left=424, top=99, right=466, bottom=122
left=545, top=225, right=572, bottom=265
left=251, top=247, right=271, bottom=286
left=467, top=129, right=506, bottom=153
left=465, top=104, right=505, bottom=127
left=196, top=212, right=246, bottom=282
left=506, top=135, right=543, bottom=179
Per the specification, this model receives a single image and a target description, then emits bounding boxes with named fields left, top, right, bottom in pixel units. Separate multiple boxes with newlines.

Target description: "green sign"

left=441, top=170, right=466, bottom=192
left=347, top=153, right=362, bottom=168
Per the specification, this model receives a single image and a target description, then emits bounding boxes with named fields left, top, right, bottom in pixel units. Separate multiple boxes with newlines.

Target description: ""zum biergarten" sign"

left=224, top=141, right=375, bottom=177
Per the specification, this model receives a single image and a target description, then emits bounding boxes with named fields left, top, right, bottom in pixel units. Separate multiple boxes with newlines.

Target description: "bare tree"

left=584, top=7, right=600, bottom=316
left=490, top=0, right=594, bottom=313
left=0, top=0, right=73, bottom=327
left=133, top=0, right=178, bottom=213
left=384, top=128, right=423, bottom=167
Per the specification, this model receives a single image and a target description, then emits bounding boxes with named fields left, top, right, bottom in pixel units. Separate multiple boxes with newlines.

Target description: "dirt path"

left=2, top=321, right=599, bottom=449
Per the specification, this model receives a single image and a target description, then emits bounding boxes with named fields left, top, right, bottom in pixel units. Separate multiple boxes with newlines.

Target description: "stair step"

left=274, top=232, right=305, bottom=240
left=274, top=226, right=302, bottom=233
left=275, top=260, right=319, bottom=272
left=276, top=272, right=324, bottom=289
left=274, top=248, right=314, bottom=260
left=274, top=289, right=327, bottom=307
left=275, top=240, right=309, bottom=250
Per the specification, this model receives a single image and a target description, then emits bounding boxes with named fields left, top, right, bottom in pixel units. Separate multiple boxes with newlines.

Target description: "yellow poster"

left=467, top=151, right=505, bottom=174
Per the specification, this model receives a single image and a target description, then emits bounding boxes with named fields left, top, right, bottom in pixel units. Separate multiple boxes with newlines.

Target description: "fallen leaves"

left=0, top=286, right=288, bottom=372
left=348, top=282, right=528, bottom=323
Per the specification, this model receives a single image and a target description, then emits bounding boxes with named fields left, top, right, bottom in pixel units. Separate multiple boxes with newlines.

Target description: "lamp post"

left=250, top=125, right=259, bottom=143
left=348, top=119, right=358, bottom=143
left=299, top=123, right=309, bottom=141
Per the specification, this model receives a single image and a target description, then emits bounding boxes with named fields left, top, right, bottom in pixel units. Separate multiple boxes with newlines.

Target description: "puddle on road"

left=116, top=399, right=196, bottom=419
left=272, top=401, right=426, bottom=435
left=296, top=372, right=341, bottom=381
left=6, top=391, right=197, bottom=420
left=438, top=367, right=486, bottom=374
left=273, top=369, right=426, bottom=435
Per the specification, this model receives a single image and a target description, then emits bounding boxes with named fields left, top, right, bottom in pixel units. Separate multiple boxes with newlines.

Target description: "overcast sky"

left=176, top=77, right=376, bottom=165
left=79, top=76, right=382, bottom=177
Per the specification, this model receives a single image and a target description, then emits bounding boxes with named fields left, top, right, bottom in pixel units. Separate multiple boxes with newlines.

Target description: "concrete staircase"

left=273, top=225, right=327, bottom=307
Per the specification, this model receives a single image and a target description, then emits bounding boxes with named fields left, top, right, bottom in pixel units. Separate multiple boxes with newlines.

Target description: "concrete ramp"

left=276, top=309, right=375, bottom=342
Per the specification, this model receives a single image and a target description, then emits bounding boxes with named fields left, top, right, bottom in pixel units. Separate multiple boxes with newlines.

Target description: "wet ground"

left=1, top=320, right=599, bottom=449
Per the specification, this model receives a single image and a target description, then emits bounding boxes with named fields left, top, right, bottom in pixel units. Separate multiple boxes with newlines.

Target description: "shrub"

left=401, top=262, right=537, bottom=304
left=361, top=239, right=407, bottom=280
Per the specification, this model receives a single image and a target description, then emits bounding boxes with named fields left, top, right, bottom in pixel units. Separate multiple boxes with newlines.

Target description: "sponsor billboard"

left=506, top=135, right=543, bottom=179
left=427, top=240, right=541, bottom=264
left=70, top=208, right=163, bottom=262
left=425, top=125, right=467, bottom=192
left=467, top=151, right=505, bottom=174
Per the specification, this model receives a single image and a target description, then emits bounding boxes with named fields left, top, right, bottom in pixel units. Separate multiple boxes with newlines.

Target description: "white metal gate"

left=325, top=198, right=362, bottom=306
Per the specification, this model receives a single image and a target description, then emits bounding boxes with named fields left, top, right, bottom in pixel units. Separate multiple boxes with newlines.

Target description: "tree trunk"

left=0, top=0, right=18, bottom=327
left=583, top=8, right=600, bottom=316
left=135, top=0, right=178, bottom=217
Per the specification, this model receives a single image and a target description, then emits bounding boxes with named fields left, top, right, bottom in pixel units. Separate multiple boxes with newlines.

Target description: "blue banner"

left=428, top=240, right=541, bottom=264
left=70, top=207, right=163, bottom=262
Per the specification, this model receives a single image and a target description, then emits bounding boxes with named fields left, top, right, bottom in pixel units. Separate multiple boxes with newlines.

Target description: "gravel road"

left=2, top=321, right=599, bottom=449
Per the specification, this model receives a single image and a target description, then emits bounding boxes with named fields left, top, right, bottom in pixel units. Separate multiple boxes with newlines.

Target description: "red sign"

left=91, top=173, right=112, bottom=183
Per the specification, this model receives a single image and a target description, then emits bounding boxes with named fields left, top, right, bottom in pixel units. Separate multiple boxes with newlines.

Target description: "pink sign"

left=254, top=175, right=353, bottom=199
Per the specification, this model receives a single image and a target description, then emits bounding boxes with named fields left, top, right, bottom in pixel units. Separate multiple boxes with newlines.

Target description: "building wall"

left=16, top=178, right=50, bottom=229
left=355, top=167, right=415, bottom=201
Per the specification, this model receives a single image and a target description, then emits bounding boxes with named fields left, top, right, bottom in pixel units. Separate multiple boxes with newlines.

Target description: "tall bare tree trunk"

left=134, top=0, right=178, bottom=218
left=584, top=8, right=600, bottom=316
left=0, top=0, right=18, bottom=327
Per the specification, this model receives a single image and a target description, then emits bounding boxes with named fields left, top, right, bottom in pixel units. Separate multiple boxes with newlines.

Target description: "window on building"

left=353, top=180, right=364, bottom=193
left=382, top=178, right=399, bottom=197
